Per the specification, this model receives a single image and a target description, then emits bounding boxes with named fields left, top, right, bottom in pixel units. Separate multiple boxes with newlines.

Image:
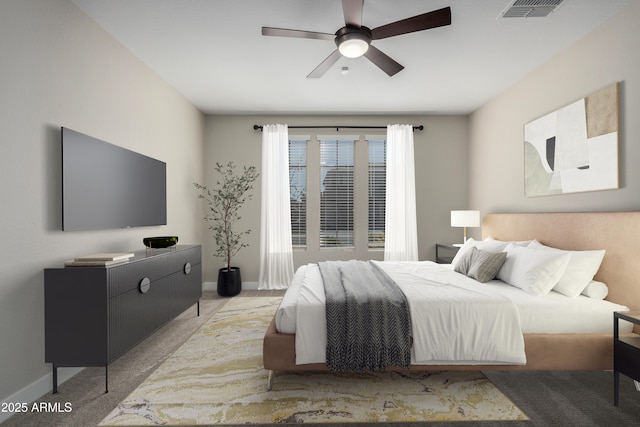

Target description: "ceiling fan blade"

left=363, top=45, right=404, bottom=76
left=342, top=0, right=364, bottom=27
left=307, top=49, right=342, bottom=78
left=371, top=6, right=451, bottom=40
left=262, top=27, right=335, bottom=41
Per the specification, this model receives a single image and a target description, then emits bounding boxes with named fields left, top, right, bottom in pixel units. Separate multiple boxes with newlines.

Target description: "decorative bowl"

left=143, top=236, right=178, bottom=248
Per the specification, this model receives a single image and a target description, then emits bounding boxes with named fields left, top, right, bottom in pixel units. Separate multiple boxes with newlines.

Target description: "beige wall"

left=203, top=115, right=469, bottom=283
left=468, top=1, right=640, bottom=239
left=0, top=0, right=205, bottom=403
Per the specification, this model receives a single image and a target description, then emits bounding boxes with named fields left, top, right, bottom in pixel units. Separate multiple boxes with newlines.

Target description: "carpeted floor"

left=3, top=290, right=640, bottom=426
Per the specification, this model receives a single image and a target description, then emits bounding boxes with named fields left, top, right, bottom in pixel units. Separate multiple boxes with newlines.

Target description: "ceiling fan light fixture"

left=339, top=37, right=369, bottom=58
left=335, top=27, right=371, bottom=58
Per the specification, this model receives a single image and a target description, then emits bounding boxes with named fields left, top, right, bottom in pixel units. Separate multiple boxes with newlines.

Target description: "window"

left=289, top=139, right=307, bottom=246
left=368, top=139, right=386, bottom=248
left=287, top=135, right=386, bottom=251
left=320, top=139, right=354, bottom=248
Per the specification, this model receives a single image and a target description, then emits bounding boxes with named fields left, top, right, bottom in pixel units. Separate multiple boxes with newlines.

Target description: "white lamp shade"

left=451, top=210, right=480, bottom=227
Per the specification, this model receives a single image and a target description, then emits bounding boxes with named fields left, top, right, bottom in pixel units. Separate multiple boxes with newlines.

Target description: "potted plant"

left=194, top=161, right=259, bottom=297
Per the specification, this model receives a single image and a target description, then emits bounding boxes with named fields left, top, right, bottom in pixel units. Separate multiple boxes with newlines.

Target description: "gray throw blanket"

left=318, top=260, right=411, bottom=372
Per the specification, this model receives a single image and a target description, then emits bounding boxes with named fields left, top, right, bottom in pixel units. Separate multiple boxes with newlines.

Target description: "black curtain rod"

left=253, top=124, right=423, bottom=132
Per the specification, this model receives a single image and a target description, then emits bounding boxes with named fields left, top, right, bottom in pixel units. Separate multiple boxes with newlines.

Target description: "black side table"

left=435, top=243, right=460, bottom=264
left=613, top=310, right=640, bottom=405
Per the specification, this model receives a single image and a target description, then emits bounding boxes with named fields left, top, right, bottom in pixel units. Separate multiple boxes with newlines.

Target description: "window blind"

left=289, top=139, right=307, bottom=246
left=368, top=139, right=386, bottom=248
left=319, top=139, right=354, bottom=248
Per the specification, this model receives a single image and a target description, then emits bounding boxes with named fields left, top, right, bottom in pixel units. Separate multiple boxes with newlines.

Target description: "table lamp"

left=451, top=210, right=480, bottom=245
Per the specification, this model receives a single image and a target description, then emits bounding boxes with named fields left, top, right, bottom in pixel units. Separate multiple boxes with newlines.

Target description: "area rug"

left=99, top=296, right=528, bottom=425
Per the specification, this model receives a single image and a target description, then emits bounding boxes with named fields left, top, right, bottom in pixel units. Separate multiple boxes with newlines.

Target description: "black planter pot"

left=217, top=267, right=242, bottom=297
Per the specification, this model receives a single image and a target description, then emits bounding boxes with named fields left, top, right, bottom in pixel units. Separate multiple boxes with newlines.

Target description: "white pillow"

left=527, top=240, right=605, bottom=298
left=450, top=238, right=478, bottom=268
left=451, top=237, right=514, bottom=269
left=497, top=245, right=571, bottom=296
left=477, top=238, right=511, bottom=252
left=485, top=237, right=533, bottom=247
left=580, top=280, right=609, bottom=300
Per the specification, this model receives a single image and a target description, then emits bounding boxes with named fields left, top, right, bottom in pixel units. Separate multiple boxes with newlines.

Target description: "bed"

left=263, top=212, right=640, bottom=388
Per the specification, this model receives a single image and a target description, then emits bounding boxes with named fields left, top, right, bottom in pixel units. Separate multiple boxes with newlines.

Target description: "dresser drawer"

left=166, top=246, right=201, bottom=275
left=109, top=276, right=170, bottom=360
left=108, top=256, right=169, bottom=297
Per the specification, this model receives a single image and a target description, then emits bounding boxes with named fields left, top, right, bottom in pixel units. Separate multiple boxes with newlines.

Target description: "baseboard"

left=0, top=367, right=83, bottom=424
left=203, top=281, right=259, bottom=291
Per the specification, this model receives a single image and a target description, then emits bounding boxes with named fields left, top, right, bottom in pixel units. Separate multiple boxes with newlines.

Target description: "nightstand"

left=435, top=243, right=460, bottom=264
left=613, top=310, right=640, bottom=406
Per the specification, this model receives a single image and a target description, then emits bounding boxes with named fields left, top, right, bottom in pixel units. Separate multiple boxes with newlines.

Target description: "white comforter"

left=293, top=261, right=527, bottom=366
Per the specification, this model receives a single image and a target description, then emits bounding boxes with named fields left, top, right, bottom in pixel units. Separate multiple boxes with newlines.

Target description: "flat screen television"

left=62, top=127, right=167, bottom=231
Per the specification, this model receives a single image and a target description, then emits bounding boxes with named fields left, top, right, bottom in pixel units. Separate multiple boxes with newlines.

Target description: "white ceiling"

left=71, top=0, right=629, bottom=115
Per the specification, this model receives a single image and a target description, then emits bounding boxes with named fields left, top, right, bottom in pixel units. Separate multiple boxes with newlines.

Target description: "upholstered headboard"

left=482, top=212, right=640, bottom=311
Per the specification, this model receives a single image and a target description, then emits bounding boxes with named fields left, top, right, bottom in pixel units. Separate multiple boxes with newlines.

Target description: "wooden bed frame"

left=263, top=212, right=640, bottom=386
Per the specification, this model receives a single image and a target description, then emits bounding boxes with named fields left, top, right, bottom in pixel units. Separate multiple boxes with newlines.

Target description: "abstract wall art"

left=524, top=82, right=620, bottom=197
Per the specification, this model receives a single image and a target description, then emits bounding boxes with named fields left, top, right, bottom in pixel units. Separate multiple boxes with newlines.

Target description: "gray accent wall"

left=203, top=115, right=469, bottom=284
left=0, top=0, right=205, bottom=403
left=468, top=1, right=640, bottom=237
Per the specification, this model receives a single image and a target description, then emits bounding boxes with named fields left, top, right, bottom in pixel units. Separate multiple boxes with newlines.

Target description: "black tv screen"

left=62, top=127, right=167, bottom=231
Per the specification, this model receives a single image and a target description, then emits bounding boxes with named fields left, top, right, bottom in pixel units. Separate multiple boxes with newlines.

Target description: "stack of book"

left=65, top=253, right=135, bottom=267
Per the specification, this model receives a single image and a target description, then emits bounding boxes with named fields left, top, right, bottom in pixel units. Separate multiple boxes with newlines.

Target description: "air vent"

left=500, top=0, right=564, bottom=18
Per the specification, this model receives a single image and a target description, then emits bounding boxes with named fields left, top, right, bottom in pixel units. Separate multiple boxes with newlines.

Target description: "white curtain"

left=259, top=124, right=295, bottom=289
left=384, top=124, right=419, bottom=261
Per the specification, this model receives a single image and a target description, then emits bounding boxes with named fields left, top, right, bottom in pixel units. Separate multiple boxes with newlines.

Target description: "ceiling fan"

left=262, top=0, right=451, bottom=78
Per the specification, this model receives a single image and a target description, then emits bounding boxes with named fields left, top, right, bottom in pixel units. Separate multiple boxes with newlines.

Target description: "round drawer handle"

left=139, top=277, right=151, bottom=294
left=184, top=262, right=191, bottom=275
